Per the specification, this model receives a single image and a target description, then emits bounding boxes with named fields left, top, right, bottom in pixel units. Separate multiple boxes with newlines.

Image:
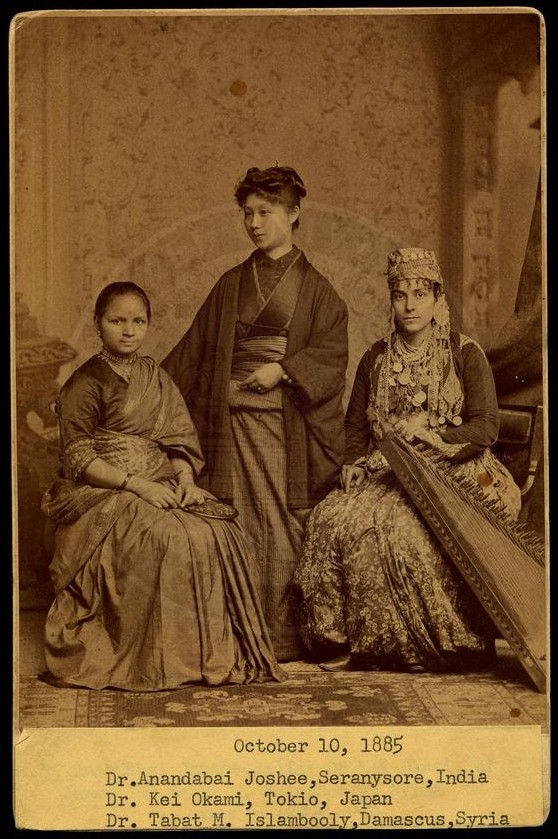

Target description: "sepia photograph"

left=12, top=6, right=548, bottom=830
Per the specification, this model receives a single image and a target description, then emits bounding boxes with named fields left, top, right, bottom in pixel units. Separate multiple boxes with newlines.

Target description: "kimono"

left=162, top=247, right=348, bottom=660
left=41, top=354, right=284, bottom=691
left=293, top=332, right=522, bottom=671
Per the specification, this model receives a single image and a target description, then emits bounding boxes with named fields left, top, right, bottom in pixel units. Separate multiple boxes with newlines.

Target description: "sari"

left=41, top=354, right=284, bottom=690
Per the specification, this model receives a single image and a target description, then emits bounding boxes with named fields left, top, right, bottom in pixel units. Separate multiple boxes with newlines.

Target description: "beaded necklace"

left=376, top=330, right=463, bottom=428
left=97, top=345, right=138, bottom=382
left=376, top=249, right=464, bottom=429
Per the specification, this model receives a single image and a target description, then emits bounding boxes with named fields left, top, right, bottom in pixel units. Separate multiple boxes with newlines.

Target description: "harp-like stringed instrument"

left=374, top=418, right=547, bottom=692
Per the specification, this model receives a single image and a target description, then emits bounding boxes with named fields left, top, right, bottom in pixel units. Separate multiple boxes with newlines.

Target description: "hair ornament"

left=385, top=247, right=444, bottom=290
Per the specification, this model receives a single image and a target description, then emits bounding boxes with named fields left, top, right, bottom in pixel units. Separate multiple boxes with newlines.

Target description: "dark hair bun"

left=234, top=166, right=306, bottom=206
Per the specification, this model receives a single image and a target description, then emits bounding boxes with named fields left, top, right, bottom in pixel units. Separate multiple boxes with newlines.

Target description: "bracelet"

left=118, top=473, right=132, bottom=491
left=281, top=372, right=294, bottom=386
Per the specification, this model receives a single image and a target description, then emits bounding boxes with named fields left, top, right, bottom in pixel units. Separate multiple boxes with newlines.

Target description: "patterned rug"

left=18, top=653, right=547, bottom=730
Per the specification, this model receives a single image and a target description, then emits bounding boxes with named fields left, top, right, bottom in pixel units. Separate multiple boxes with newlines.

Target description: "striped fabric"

left=230, top=335, right=287, bottom=382
left=229, top=381, right=309, bottom=661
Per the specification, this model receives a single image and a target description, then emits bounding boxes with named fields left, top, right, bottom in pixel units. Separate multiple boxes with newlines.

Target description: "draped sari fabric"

left=42, top=355, right=284, bottom=690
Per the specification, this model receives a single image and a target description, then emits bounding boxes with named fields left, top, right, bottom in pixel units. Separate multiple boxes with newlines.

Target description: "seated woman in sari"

left=293, top=248, right=521, bottom=673
left=41, top=281, right=284, bottom=691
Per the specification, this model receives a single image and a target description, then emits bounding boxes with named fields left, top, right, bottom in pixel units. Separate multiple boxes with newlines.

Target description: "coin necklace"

left=389, top=332, right=432, bottom=411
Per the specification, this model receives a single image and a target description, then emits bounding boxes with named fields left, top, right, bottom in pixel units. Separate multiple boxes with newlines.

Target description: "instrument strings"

left=402, top=438, right=546, bottom=567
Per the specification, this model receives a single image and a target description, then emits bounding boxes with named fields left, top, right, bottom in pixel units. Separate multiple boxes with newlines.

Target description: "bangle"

left=118, top=473, right=132, bottom=491
left=281, top=372, right=294, bottom=386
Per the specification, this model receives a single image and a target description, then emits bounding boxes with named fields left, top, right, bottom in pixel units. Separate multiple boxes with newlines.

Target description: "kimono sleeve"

left=281, top=281, right=348, bottom=410
left=161, top=275, right=227, bottom=403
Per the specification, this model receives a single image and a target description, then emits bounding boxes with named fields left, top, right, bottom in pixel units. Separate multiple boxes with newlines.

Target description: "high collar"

left=253, top=244, right=299, bottom=269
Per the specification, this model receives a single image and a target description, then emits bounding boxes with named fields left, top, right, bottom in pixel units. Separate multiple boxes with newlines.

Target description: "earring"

left=432, top=295, right=450, bottom=338
left=386, top=307, right=395, bottom=338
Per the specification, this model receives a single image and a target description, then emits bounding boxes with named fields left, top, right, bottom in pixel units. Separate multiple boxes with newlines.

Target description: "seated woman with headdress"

left=41, top=281, right=284, bottom=691
left=293, top=248, right=522, bottom=673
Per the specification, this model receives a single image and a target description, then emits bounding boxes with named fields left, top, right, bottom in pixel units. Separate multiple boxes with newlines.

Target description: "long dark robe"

left=161, top=250, right=349, bottom=509
left=162, top=250, right=348, bottom=661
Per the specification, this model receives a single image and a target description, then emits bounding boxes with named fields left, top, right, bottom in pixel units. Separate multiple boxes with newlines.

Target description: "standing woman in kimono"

left=162, top=167, right=349, bottom=661
left=41, top=282, right=283, bottom=690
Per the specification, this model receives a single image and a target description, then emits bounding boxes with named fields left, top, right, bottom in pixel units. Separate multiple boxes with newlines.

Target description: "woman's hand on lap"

left=176, top=482, right=205, bottom=508
left=412, top=427, right=445, bottom=449
left=127, top=477, right=178, bottom=509
left=392, top=413, right=428, bottom=441
left=340, top=464, right=367, bottom=493
left=174, top=472, right=205, bottom=507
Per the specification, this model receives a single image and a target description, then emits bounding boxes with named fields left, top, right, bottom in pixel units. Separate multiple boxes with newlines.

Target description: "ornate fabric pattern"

left=294, top=328, right=521, bottom=670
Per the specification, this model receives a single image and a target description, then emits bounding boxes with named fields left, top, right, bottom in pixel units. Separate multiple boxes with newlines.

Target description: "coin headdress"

left=373, top=247, right=464, bottom=429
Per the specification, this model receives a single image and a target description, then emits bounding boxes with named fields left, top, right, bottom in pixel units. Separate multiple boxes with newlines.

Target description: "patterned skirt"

left=293, top=448, right=521, bottom=670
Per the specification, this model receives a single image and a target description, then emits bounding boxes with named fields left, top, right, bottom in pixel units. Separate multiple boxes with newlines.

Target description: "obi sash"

left=231, top=252, right=303, bottom=381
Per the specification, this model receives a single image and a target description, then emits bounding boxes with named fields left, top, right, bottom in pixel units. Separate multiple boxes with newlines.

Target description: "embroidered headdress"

left=385, top=247, right=444, bottom=289
left=385, top=247, right=449, bottom=338
left=371, top=247, right=464, bottom=430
